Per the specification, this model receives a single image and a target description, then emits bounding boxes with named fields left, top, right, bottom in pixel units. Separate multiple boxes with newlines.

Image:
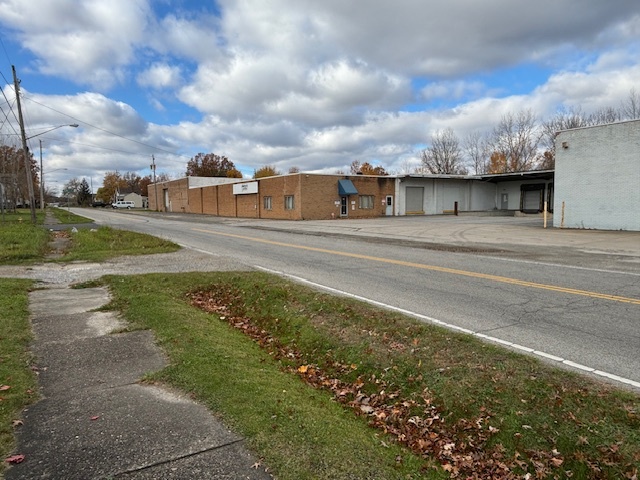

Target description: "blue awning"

left=338, top=179, right=358, bottom=196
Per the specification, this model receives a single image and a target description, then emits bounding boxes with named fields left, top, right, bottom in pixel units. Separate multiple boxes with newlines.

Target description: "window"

left=263, top=196, right=272, bottom=210
left=284, top=195, right=295, bottom=210
left=358, top=195, right=374, bottom=209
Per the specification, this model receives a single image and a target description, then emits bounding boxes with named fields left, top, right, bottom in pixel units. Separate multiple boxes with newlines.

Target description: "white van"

left=112, top=201, right=135, bottom=209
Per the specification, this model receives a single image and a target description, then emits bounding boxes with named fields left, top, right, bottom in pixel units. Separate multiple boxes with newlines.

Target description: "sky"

left=1, top=0, right=639, bottom=192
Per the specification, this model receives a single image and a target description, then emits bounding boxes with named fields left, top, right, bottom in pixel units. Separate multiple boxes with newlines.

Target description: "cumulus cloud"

left=137, top=63, right=182, bottom=90
left=2, top=0, right=640, bottom=184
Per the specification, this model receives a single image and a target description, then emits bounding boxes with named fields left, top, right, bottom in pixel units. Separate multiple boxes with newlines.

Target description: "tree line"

left=3, top=88, right=637, bottom=210
left=421, top=88, right=640, bottom=175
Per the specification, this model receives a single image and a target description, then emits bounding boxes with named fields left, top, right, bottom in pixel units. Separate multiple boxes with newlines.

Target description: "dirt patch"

left=46, top=230, right=72, bottom=259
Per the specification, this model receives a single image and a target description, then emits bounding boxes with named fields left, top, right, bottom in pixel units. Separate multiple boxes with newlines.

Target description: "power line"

left=23, top=95, right=193, bottom=161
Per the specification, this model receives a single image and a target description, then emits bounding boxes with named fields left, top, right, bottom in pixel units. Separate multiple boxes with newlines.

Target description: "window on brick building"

left=263, top=196, right=272, bottom=210
left=284, top=195, right=295, bottom=210
left=359, top=195, right=374, bottom=209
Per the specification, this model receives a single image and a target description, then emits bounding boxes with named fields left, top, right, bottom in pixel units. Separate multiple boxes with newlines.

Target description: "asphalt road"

left=75, top=208, right=640, bottom=390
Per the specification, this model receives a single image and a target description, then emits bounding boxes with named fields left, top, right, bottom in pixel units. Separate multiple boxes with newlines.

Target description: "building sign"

left=233, top=182, right=258, bottom=195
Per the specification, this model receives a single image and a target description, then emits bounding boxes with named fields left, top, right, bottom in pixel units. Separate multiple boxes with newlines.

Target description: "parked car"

left=92, top=201, right=108, bottom=208
left=112, top=201, right=135, bottom=209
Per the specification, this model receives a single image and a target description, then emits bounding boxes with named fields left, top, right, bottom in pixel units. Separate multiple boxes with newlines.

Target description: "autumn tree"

left=96, top=171, right=127, bottom=203
left=421, top=128, right=467, bottom=174
left=0, top=144, right=39, bottom=209
left=486, top=110, right=540, bottom=173
left=122, top=171, right=142, bottom=194
left=487, top=152, right=507, bottom=174
left=350, top=160, right=388, bottom=175
left=254, top=165, right=281, bottom=179
left=186, top=153, right=242, bottom=178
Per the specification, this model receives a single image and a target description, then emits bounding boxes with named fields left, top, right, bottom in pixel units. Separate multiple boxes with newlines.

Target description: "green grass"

left=0, top=223, right=49, bottom=265
left=102, top=272, right=442, bottom=479
left=101, top=272, right=640, bottom=479
left=49, top=207, right=92, bottom=224
left=0, top=211, right=179, bottom=265
left=2, top=216, right=638, bottom=478
left=0, top=279, right=38, bottom=477
left=60, top=226, right=179, bottom=262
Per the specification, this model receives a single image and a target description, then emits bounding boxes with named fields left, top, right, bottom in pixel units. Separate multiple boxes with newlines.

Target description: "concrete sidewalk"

left=6, top=286, right=272, bottom=480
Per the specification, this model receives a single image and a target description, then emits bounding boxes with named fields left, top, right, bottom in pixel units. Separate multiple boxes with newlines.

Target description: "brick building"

left=148, top=173, right=396, bottom=220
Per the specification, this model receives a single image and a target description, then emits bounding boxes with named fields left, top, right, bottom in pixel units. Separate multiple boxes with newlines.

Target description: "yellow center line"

left=192, top=227, right=640, bottom=305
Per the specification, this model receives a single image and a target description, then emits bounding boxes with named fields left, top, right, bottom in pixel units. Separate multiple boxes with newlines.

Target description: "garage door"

left=520, top=185, right=543, bottom=213
left=405, top=187, right=424, bottom=214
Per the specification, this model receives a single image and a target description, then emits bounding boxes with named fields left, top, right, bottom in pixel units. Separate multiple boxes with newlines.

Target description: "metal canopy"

left=338, top=179, right=358, bottom=196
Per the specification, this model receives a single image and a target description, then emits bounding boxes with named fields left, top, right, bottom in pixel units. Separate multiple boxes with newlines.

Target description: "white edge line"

left=254, top=264, right=640, bottom=391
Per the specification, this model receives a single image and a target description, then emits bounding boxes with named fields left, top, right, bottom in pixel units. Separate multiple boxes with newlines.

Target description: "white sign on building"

left=233, top=182, right=259, bottom=195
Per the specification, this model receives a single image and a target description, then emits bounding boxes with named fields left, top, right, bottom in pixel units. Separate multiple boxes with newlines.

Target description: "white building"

left=396, top=171, right=554, bottom=216
left=554, top=119, right=640, bottom=231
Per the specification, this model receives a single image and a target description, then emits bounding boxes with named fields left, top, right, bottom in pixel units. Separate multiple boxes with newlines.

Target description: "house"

left=114, top=189, right=148, bottom=209
left=554, top=119, right=640, bottom=231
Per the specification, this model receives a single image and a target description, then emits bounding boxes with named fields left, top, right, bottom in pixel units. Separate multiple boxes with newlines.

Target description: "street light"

left=27, top=124, right=78, bottom=210
left=26, top=124, right=79, bottom=141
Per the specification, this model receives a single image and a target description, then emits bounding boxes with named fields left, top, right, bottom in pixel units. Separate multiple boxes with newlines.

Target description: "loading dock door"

left=405, top=187, right=424, bottom=214
left=520, top=184, right=544, bottom=213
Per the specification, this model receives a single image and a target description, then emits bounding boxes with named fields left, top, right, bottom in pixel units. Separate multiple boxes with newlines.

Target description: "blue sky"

left=1, top=0, right=639, bottom=190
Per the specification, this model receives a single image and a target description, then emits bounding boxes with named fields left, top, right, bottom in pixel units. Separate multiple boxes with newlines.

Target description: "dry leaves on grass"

left=188, top=288, right=636, bottom=479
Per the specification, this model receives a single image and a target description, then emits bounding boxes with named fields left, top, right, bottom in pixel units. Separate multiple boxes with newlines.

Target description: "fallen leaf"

left=90, top=416, right=100, bottom=421
left=5, top=454, right=25, bottom=464
left=12, top=420, right=23, bottom=427
left=297, top=365, right=309, bottom=374
left=0, top=385, right=10, bottom=391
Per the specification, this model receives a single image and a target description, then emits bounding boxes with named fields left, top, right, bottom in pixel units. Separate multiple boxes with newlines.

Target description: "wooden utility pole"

left=150, top=155, right=159, bottom=211
left=13, top=65, right=37, bottom=224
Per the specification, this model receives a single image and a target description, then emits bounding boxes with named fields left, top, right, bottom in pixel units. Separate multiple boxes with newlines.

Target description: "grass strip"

left=60, top=226, right=180, bottom=262
left=102, top=272, right=441, bottom=479
left=0, top=279, right=38, bottom=476
left=102, top=272, right=640, bottom=479
left=49, top=207, right=92, bottom=224
left=0, top=223, right=49, bottom=265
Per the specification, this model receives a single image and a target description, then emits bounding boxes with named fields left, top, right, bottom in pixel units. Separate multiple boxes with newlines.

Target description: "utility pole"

left=39, top=140, right=45, bottom=210
left=150, top=155, right=158, bottom=211
left=13, top=65, right=37, bottom=224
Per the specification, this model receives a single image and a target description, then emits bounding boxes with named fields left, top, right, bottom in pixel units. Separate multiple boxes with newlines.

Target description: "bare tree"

left=486, top=109, right=541, bottom=173
left=421, top=128, right=467, bottom=174
left=620, top=87, right=640, bottom=120
left=588, top=106, right=620, bottom=126
left=463, top=131, right=488, bottom=174
left=539, top=107, right=592, bottom=169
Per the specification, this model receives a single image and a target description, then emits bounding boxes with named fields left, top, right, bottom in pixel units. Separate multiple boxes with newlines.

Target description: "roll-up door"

left=405, top=187, right=424, bottom=214
left=520, top=184, right=544, bottom=213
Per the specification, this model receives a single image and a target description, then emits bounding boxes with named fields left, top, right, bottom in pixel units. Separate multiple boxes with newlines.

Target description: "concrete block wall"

left=554, top=120, right=640, bottom=231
